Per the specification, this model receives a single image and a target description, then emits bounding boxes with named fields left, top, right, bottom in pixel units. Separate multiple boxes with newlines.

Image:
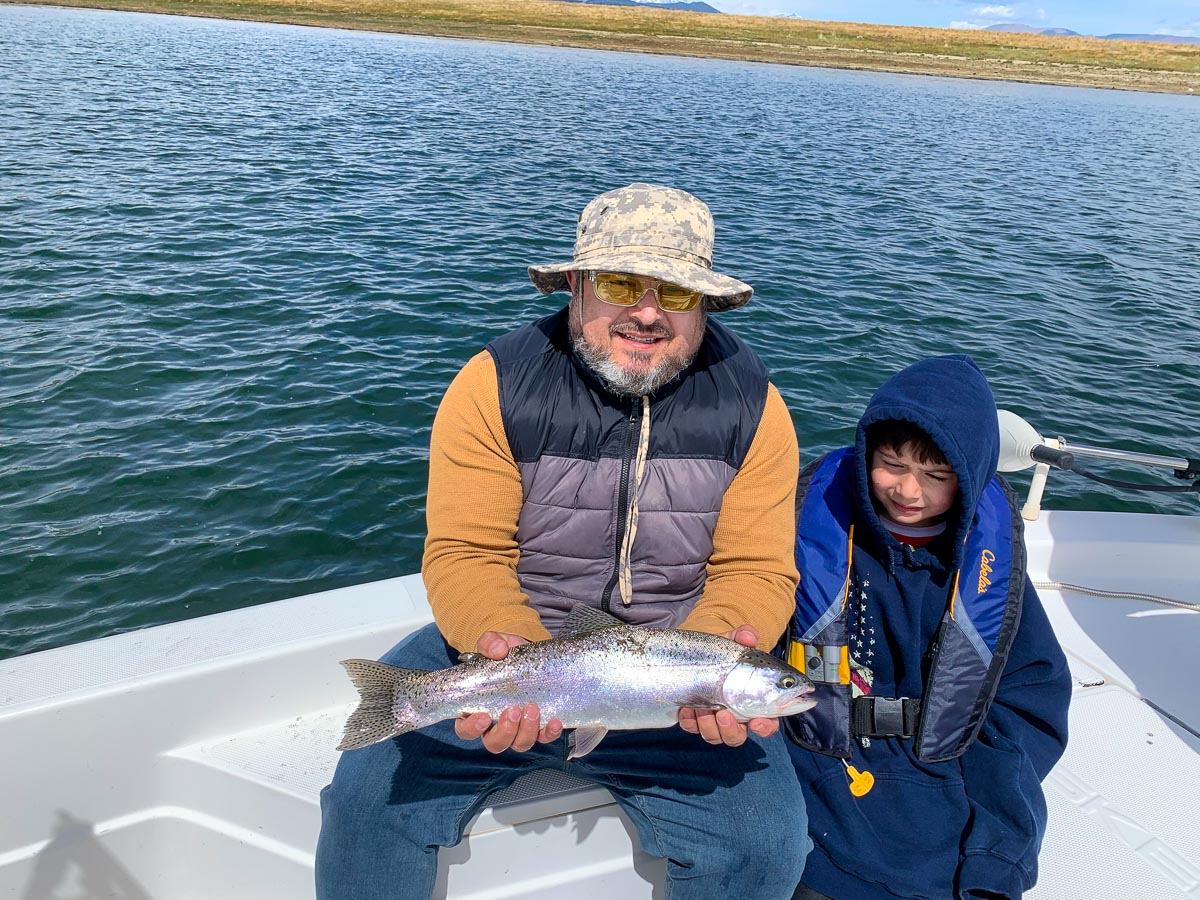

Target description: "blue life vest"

left=785, top=449, right=1025, bottom=762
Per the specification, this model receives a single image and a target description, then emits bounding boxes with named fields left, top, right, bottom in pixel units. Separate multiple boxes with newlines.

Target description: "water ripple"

left=2, top=6, right=1199, bottom=658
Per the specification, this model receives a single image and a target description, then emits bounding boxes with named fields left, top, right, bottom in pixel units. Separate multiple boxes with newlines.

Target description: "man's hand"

left=453, top=631, right=564, bottom=753
left=678, top=625, right=780, bottom=746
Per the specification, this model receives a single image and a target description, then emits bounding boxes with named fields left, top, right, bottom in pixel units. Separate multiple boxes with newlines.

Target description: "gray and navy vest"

left=485, top=308, right=769, bottom=637
left=784, top=449, right=1025, bottom=762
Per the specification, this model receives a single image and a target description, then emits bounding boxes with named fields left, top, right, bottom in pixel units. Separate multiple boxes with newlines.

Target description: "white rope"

left=1034, top=581, right=1200, bottom=612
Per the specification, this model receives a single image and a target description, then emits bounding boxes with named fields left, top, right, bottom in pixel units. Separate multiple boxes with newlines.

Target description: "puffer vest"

left=486, top=308, right=768, bottom=637
left=784, top=449, right=1025, bottom=762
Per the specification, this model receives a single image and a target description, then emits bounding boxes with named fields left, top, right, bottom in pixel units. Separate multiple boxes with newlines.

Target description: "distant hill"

left=559, top=0, right=721, bottom=12
left=985, top=24, right=1080, bottom=35
left=983, top=23, right=1200, bottom=44
left=1102, top=33, right=1200, bottom=45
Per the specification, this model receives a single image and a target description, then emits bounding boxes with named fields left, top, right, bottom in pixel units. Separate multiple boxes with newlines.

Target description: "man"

left=315, top=183, right=809, bottom=899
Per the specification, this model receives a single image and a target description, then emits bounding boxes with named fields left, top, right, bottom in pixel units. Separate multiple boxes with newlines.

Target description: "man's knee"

left=318, top=754, right=444, bottom=865
left=316, top=775, right=439, bottom=900
left=720, top=819, right=809, bottom=887
left=319, top=755, right=388, bottom=846
left=768, top=828, right=812, bottom=889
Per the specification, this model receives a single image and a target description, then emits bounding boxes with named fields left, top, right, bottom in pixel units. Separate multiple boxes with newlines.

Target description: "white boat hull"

left=2, top=510, right=1197, bottom=899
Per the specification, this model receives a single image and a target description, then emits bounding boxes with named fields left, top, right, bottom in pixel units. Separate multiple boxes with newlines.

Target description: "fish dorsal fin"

left=568, top=725, right=610, bottom=759
left=457, top=652, right=483, bottom=663
left=560, top=603, right=625, bottom=638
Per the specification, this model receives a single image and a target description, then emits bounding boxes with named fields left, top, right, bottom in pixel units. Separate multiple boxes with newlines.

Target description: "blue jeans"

left=315, top=623, right=810, bottom=900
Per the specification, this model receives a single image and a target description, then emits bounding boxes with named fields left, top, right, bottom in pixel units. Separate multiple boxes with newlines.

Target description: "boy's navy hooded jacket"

left=789, top=356, right=1071, bottom=900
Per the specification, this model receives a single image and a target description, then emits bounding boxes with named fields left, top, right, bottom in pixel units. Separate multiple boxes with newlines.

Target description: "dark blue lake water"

left=2, top=4, right=1198, bottom=659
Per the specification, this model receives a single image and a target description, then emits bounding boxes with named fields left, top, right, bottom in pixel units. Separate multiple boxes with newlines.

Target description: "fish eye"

left=778, top=675, right=797, bottom=689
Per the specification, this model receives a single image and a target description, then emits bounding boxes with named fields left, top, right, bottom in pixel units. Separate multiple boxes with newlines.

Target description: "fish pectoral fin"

left=568, top=725, right=609, bottom=759
left=679, top=690, right=724, bottom=711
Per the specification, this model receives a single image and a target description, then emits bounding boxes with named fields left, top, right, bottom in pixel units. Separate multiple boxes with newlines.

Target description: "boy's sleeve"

left=956, top=577, right=1072, bottom=899
left=680, top=383, right=800, bottom=649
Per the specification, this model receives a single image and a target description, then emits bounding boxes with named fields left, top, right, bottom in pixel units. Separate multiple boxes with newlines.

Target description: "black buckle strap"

left=852, top=696, right=921, bottom=739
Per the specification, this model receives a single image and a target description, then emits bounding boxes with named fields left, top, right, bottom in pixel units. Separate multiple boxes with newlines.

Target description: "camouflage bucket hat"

left=528, top=183, right=753, bottom=312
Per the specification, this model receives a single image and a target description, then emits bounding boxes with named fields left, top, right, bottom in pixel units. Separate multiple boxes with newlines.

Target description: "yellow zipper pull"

left=842, top=758, right=874, bottom=797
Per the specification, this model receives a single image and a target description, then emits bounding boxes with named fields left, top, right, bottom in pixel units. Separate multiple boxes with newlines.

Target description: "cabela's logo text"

left=978, top=549, right=996, bottom=593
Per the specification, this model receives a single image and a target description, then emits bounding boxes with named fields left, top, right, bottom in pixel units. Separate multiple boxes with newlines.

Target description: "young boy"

left=786, top=355, right=1072, bottom=900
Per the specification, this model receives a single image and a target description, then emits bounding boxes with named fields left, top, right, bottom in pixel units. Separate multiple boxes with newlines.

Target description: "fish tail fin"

left=336, top=658, right=419, bottom=751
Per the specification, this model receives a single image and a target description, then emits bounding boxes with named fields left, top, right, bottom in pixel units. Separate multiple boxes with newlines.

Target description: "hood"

left=853, top=355, right=999, bottom=567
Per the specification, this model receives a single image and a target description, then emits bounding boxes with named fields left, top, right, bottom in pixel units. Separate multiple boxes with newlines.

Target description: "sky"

left=710, top=0, right=1200, bottom=37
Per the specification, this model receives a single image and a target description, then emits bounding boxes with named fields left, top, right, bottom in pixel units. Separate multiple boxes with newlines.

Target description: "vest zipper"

left=601, top=400, right=642, bottom=613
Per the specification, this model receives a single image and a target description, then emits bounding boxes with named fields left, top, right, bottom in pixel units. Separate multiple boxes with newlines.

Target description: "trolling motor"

left=996, top=410, right=1200, bottom=521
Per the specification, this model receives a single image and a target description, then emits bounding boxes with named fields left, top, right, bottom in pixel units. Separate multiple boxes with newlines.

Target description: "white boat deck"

left=2, top=511, right=1198, bottom=899
left=1027, top=512, right=1200, bottom=900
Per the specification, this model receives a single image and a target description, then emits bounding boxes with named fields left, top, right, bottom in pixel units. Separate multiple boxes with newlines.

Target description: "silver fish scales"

left=337, top=604, right=816, bottom=757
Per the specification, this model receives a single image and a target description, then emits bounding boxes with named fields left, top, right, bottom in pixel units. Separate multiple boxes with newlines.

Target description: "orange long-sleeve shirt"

left=422, top=350, right=800, bottom=653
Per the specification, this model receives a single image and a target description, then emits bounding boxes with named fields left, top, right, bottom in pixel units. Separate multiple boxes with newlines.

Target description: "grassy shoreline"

left=14, top=0, right=1200, bottom=95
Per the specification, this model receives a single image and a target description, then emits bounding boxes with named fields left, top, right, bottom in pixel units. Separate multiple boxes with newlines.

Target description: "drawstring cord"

left=619, top=395, right=651, bottom=606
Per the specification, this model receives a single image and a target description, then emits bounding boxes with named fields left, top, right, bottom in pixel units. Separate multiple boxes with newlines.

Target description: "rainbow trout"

left=337, top=604, right=816, bottom=758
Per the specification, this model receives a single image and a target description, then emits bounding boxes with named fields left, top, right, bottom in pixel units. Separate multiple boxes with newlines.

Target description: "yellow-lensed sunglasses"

left=589, top=271, right=705, bottom=313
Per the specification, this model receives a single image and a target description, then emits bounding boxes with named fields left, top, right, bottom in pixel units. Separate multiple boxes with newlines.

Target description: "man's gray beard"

left=569, top=305, right=702, bottom=397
